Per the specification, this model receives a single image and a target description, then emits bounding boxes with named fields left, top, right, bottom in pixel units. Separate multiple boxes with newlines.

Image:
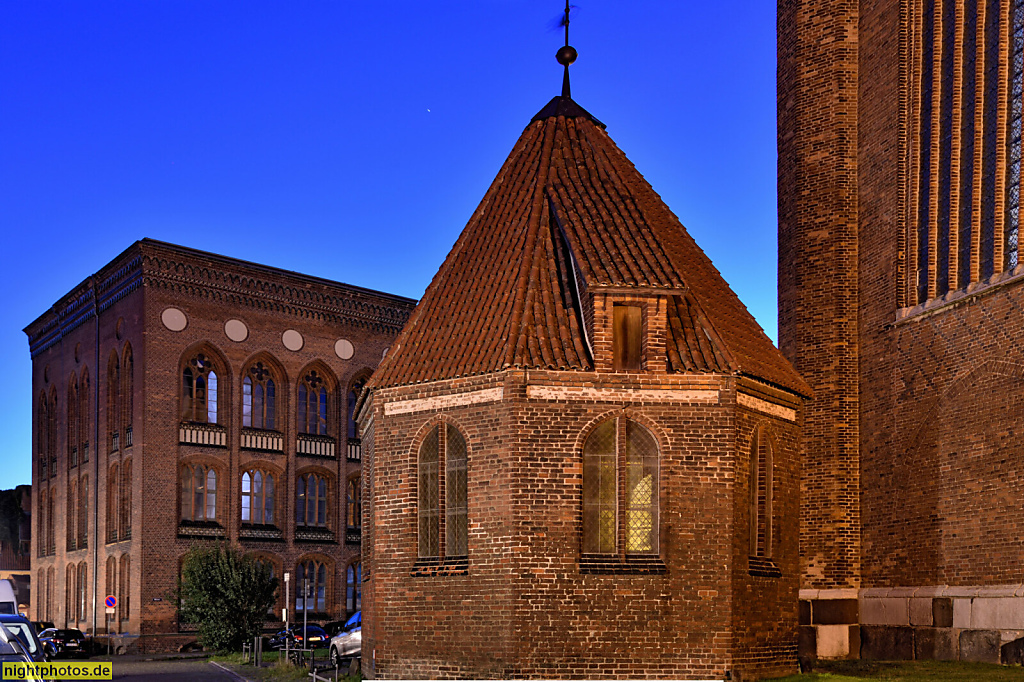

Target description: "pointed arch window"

left=243, top=362, right=276, bottom=430
left=180, top=463, right=217, bottom=522
left=108, top=352, right=121, bottom=452
left=119, top=555, right=130, bottom=622
left=121, top=459, right=132, bottom=539
left=65, top=564, right=74, bottom=624
left=78, top=476, right=88, bottom=550
left=582, top=417, right=659, bottom=555
left=295, top=559, right=327, bottom=613
left=48, top=390, right=57, bottom=478
left=181, top=354, right=218, bottom=424
left=296, top=473, right=328, bottom=527
left=346, top=476, right=361, bottom=533
left=346, top=561, right=361, bottom=615
left=79, top=370, right=90, bottom=462
left=749, top=427, right=775, bottom=558
left=67, top=480, right=78, bottom=551
left=47, top=487, right=55, bottom=556
left=37, top=394, right=48, bottom=481
left=68, top=375, right=79, bottom=468
left=106, top=556, right=116, bottom=621
left=298, top=370, right=329, bottom=435
left=418, top=423, right=468, bottom=559
left=122, top=346, right=133, bottom=442
left=108, top=464, right=120, bottom=542
left=241, top=469, right=276, bottom=525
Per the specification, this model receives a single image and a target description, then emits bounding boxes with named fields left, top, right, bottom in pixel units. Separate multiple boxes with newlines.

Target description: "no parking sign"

left=105, top=595, right=116, bottom=614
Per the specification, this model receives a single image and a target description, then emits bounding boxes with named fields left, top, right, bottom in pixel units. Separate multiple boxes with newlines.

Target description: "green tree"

left=177, top=544, right=278, bottom=651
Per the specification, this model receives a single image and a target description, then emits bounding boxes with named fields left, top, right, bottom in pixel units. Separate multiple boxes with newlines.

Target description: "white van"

left=0, top=580, right=17, bottom=616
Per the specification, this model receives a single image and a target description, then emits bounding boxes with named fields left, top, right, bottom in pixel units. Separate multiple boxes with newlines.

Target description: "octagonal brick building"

left=358, top=92, right=811, bottom=681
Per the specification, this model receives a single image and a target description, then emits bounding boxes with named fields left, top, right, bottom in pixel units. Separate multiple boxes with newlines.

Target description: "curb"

left=210, top=660, right=257, bottom=682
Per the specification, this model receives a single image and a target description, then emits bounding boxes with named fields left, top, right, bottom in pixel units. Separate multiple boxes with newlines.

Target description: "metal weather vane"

left=555, top=1, right=578, bottom=98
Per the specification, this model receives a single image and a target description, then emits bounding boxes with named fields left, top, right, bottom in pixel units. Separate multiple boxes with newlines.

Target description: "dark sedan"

left=268, top=625, right=329, bottom=650
left=38, top=628, right=88, bottom=658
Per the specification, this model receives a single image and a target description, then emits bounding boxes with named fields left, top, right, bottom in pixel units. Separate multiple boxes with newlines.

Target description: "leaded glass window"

left=242, top=469, right=276, bottom=525
left=417, top=423, right=469, bottom=559
left=582, top=417, right=660, bottom=556
left=181, top=463, right=217, bottom=521
left=296, top=473, right=328, bottom=527
left=295, top=560, right=327, bottom=612
left=243, top=362, right=276, bottom=430
left=182, top=354, right=218, bottom=424
left=298, top=370, right=329, bottom=435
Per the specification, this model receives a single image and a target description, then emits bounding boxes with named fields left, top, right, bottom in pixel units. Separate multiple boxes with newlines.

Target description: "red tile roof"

left=371, top=98, right=810, bottom=397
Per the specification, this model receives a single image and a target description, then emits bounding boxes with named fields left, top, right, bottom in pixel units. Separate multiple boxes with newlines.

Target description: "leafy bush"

left=178, top=544, right=278, bottom=651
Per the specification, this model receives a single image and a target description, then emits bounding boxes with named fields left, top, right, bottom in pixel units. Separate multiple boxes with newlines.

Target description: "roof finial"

left=556, top=1, right=577, bottom=99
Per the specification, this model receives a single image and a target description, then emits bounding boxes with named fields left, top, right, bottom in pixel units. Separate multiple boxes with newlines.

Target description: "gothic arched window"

left=347, top=377, right=368, bottom=440
left=243, top=362, right=276, bottom=430
left=107, top=351, right=120, bottom=451
left=582, top=418, right=659, bottom=555
left=296, top=473, right=328, bottom=527
left=749, top=427, right=775, bottom=558
left=295, top=559, right=328, bottom=613
left=181, top=463, right=217, bottom=522
left=181, top=354, right=218, bottom=424
left=107, top=464, right=120, bottom=542
left=346, top=561, right=361, bottom=615
left=67, top=374, right=79, bottom=468
left=298, top=370, right=329, bottom=435
left=417, top=423, right=468, bottom=558
left=79, top=369, right=90, bottom=462
left=241, top=469, right=276, bottom=525
left=346, top=476, right=361, bottom=532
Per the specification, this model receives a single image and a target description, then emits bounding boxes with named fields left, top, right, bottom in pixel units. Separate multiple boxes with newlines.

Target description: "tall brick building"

left=25, top=239, right=414, bottom=651
left=780, top=0, right=1024, bottom=664
left=359, top=85, right=811, bottom=678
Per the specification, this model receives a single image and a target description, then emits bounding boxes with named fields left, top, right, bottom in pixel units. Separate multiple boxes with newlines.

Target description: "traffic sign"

left=105, top=595, right=117, bottom=608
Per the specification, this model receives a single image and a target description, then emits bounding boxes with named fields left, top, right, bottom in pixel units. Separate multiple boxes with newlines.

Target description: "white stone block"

left=910, top=598, right=933, bottom=626
left=953, top=599, right=972, bottom=629
left=817, top=625, right=850, bottom=659
left=971, top=598, right=1024, bottom=630
left=860, top=597, right=909, bottom=625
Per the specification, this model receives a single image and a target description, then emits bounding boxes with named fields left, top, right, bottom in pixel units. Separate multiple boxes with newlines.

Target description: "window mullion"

left=438, top=423, right=447, bottom=560
left=616, top=416, right=626, bottom=560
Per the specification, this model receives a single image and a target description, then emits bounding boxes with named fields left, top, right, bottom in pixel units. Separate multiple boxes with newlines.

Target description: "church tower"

left=360, top=33, right=810, bottom=680
left=780, top=0, right=1024, bottom=664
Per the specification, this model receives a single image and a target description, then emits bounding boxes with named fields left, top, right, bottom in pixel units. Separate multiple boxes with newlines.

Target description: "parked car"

left=31, top=621, right=54, bottom=635
left=328, top=611, right=360, bottom=666
left=0, top=621, right=45, bottom=680
left=0, top=580, right=17, bottom=615
left=38, top=628, right=88, bottom=658
left=0, top=615, right=47, bottom=662
left=268, top=625, right=329, bottom=650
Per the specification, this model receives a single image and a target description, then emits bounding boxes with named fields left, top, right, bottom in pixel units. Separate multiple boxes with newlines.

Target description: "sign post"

left=283, top=572, right=290, bottom=664
left=104, top=596, right=117, bottom=655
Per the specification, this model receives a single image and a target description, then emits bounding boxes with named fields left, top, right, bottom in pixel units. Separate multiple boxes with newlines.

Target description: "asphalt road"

left=110, top=658, right=237, bottom=681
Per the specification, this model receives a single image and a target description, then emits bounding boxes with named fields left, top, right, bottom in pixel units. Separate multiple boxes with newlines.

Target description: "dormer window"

left=612, top=304, right=642, bottom=371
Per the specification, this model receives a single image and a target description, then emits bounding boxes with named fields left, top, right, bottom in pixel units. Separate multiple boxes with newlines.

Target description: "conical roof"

left=371, top=96, right=810, bottom=397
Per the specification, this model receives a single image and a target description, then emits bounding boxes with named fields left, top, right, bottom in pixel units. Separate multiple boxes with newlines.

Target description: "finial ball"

left=556, top=45, right=577, bottom=66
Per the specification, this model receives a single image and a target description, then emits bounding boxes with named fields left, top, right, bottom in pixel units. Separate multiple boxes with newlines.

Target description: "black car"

left=268, top=625, right=329, bottom=650
left=38, top=628, right=88, bottom=658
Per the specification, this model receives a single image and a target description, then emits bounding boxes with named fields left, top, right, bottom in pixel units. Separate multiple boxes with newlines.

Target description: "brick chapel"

left=356, top=52, right=811, bottom=677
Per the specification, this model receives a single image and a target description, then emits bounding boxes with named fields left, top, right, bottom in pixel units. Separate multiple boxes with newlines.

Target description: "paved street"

left=110, top=658, right=237, bottom=681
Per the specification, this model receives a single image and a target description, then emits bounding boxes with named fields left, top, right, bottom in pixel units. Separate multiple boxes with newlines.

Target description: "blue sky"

left=0, top=1, right=779, bottom=487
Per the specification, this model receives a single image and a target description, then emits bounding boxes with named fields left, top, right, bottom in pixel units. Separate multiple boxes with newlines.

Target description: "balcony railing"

left=345, top=528, right=361, bottom=545
left=240, top=428, right=284, bottom=452
left=347, top=438, right=361, bottom=462
left=297, top=434, right=336, bottom=458
left=179, top=423, right=227, bottom=447
left=125, top=427, right=133, bottom=448
left=111, top=431, right=120, bottom=453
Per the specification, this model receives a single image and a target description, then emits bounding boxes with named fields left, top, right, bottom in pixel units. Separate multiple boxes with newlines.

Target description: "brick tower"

left=780, top=0, right=1024, bottom=664
left=359, top=50, right=811, bottom=678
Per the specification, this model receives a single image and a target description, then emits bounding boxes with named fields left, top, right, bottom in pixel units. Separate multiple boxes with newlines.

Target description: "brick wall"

left=365, top=370, right=802, bottom=680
